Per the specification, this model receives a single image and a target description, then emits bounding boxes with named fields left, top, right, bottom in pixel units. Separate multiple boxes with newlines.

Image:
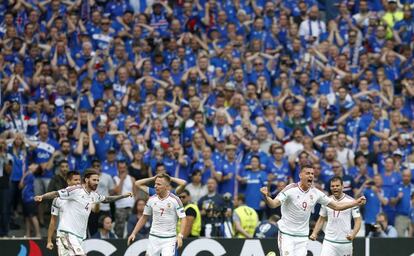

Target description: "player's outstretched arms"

left=127, top=215, right=149, bottom=245
left=328, top=196, right=366, bottom=211
left=34, top=191, right=59, bottom=202
left=309, top=216, right=327, bottom=241
left=260, top=187, right=281, bottom=209
left=102, top=192, right=133, bottom=203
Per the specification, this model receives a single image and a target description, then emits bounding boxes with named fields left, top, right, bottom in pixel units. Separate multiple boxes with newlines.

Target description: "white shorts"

left=320, top=240, right=353, bottom=256
left=278, top=232, right=308, bottom=256
left=57, top=232, right=85, bottom=256
left=146, top=234, right=176, bottom=256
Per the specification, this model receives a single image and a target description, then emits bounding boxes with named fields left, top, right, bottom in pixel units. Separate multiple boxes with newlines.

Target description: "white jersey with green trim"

left=276, top=183, right=332, bottom=236
left=57, top=185, right=105, bottom=239
left=320, top=194, right=360, bottom=243
left=144, top=192, right=186, bottom=238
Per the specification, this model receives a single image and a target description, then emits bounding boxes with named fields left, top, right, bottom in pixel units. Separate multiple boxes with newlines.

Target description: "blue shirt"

left=92, top=133, right=115, bottom=161
left=101, top=160, right=118, bottom=177
left=242, top=170, right=267, bottom=210
left=218, top=158, right=239, bottom=196
left=22, top=173, right=35, bottom=203
left=363, top=188, right=382, bottom=224
left=395, top=184, right=413, bottom=216
left=254, top=221, right=278, bottom=238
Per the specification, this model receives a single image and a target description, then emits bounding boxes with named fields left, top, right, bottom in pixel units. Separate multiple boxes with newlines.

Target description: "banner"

left=1, top=237, right=413, bottom=256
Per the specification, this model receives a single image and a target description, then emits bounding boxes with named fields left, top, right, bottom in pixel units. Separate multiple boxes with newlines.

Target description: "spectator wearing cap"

left=392, top=169, right=413, bottom=236
left=92, top=122, right=115, bottom=162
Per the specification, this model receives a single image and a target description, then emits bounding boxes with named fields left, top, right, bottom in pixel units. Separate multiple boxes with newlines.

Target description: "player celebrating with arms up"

left=35, top=169, right=133, bottom=256
left=260, top=164, right=366, bottom=256
left=128, top=173, right=187, bottom=256
left=310, top=176, right=362, bottom=256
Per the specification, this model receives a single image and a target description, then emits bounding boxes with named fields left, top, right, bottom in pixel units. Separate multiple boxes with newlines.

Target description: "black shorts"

left=22, top=201, right=37, bottom=217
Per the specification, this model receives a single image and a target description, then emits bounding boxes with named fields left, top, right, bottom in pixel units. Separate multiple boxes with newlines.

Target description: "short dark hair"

left=66, top=170, right=80, bottom=181
left=300, top=164, right=314, bottom=172
left=83, top=169, right=99, bottom=182
left=330, top=176, right=343, bottom=185
left=237, top=193, right=246, bottom=203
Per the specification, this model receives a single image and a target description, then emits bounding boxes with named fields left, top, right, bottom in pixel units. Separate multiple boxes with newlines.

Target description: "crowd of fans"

left=0, top=0, right=414, bottom=240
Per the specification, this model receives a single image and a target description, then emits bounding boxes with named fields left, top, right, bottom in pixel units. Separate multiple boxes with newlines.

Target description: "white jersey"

left=51, top=198, right=66, bottom=237
left=276, top=183, right=332, bottom=236
left=320, top=194, right=360, bottom=243
left=57, top=185, right=106, bottom=239
left=144, top=192, right=186, bottom=238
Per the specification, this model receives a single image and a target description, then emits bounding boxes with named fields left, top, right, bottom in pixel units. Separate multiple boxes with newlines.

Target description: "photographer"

left=368, top=213, right=397, bottom=238
left=200, top=185, right=233, bottom=238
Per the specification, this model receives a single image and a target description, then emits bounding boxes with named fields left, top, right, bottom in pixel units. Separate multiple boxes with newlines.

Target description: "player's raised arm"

left=134, top=176, right=156, bottom=194
left=101, top=192, right=133, bottom=203
left=260, top=187, right=281, bottom=209
left=171, top=177, right=187, bottom=195
left=127, top=214, right=149, bottom=245
left=34, top=191, right=59, bottom=202
left=327, top=196, right=366, bottom=211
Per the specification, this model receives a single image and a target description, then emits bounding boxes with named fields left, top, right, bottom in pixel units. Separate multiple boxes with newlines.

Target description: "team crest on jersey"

left=310, top=195, right=313, bottom=201
left=167, top=203, right=171, bottom=208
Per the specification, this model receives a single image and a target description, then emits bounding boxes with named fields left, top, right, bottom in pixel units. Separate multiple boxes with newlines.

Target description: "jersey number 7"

left=160, top=208, right=165, bottom=216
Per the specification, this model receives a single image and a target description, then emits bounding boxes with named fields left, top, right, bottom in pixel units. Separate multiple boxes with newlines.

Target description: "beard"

left=88, top=182, right=98, bottom=191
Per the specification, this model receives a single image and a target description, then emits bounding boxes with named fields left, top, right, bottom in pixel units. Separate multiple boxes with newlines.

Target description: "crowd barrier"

left=1, top=237, right=414, bottom=255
